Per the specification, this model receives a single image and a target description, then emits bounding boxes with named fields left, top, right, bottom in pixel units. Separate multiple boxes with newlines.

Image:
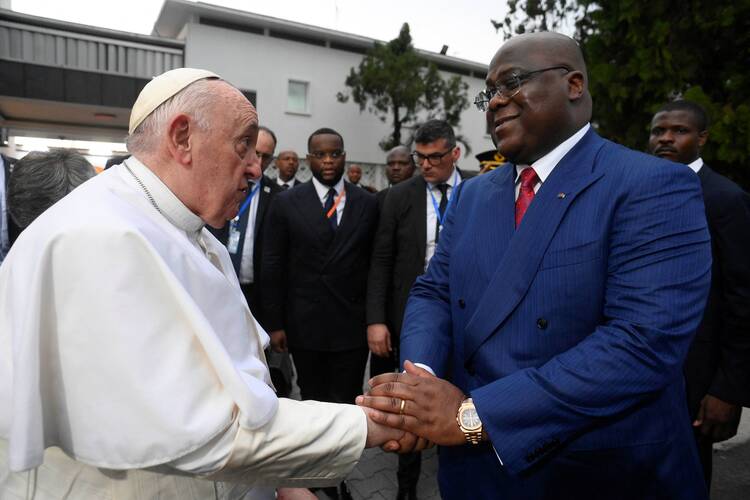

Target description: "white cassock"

left=0, top=157, right=366, bottom=499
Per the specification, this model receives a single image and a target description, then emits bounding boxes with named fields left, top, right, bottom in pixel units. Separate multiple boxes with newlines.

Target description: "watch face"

left=460, top=408, right=481, bottom=431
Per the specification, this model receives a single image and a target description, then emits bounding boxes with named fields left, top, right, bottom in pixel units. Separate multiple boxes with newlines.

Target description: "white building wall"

left=184, top=22, right=493, bottom=178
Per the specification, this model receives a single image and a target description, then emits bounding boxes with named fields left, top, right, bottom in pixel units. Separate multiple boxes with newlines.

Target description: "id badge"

left=227, top=220, right=241, bottom=254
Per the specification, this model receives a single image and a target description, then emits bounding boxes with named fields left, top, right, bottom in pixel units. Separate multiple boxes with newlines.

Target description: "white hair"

left=126, top=78, right=220, bottom=154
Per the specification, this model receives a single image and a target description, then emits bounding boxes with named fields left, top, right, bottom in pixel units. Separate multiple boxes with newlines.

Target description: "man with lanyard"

left=211, top=125, right=281, bottom=327
left=365, top=119, right=466, bottom=500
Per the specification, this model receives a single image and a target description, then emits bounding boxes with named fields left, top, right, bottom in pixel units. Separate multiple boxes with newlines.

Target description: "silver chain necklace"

left=125, top=163, right=163, bottom=216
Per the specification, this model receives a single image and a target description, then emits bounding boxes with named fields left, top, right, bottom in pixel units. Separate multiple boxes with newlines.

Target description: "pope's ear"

left=166, top=113, right=193, bottom=165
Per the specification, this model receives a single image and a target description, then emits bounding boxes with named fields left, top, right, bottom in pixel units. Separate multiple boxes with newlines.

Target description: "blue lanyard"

left=428, top=169, right=458, bottom=226
left=233, top=181, right=261, bottom=223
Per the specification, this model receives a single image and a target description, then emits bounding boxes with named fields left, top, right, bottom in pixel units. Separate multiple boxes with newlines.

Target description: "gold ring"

left=399, top=399, right=406, bottom=415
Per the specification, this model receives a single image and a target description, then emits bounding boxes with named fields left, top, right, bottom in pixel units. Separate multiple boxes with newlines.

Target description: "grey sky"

left=10, top=0, right=509, bottom=66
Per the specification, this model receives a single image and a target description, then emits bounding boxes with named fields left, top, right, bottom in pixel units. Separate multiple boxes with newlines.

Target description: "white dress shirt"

left=514, top=123, right=591, bottom=199
left=312, top=175, right=346, bottom=224
left=687, top=157, right=704, bottom=174
left=276, top=176, right=295, bottom=189
left=239, top=180, right=262, bottom=284
left=424, top=166, right=462, bottom=270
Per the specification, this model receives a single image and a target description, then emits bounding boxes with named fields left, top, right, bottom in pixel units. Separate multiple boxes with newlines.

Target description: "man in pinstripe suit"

left=359, top=32, right=712, bottom=499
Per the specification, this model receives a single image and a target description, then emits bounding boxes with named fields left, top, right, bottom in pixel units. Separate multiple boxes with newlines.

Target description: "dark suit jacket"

left=401, top=129, right=711, bottom=498
left=2, top=154, right=20, bottom=246
left=368, top=170, right=476, bottom=338
left=367, top=175, right=429, bottom=338
left=684, top=164, right=750, bottom=414
left=210, top=175, right=280, bottom=322
left=261, top=180, right=378, bottom=351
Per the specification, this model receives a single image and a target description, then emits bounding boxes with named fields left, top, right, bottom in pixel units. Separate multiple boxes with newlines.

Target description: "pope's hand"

left=367, top=323, right=392, bottom=357
left=362, top=407, right=409, bottom=451
left=269, top=329, right=288, bottom=353
left=357, top=360, right=467, bottom=447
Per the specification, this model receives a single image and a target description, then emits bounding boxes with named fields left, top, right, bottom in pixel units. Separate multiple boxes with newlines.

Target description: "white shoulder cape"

left=0, top=167, right=277, bottom=472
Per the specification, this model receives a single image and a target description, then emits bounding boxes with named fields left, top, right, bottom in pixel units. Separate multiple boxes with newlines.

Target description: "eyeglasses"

left=412, top=148, right=454, bottom=166
left=473, top=65, right=571, bottom=111
left=309, top=150, right=345, bottom=160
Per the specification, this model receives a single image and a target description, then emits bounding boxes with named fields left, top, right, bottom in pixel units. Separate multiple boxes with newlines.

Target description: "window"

left=287, top=80, right=309, bottom=114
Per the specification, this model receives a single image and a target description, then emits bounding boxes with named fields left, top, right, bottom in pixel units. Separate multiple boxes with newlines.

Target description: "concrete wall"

left=183, top=22, right=493, bottom=178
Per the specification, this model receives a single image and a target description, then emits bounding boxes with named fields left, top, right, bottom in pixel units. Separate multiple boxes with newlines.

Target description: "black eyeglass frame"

left=474, top=65, right=571, bottom=111
left=411, top=147, right=455, bottom=167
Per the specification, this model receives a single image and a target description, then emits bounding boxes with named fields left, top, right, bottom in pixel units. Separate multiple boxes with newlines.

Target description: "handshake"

left=359, top=361, right=483, bottom=453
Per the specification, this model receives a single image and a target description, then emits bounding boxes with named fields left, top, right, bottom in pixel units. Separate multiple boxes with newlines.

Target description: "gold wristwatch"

left=456, top=398, right=483, bottom=445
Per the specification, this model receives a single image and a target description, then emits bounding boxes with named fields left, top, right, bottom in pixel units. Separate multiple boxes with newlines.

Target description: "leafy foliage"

left=337, top=23, right=469, bottom=151
left=493, top=0, right=750, bottom=188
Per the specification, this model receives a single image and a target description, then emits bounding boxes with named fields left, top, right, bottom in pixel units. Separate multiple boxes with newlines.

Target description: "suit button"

left=458, top=299, right=466, bottom=309
left=464, top=361, right=476, bottom=376
left=536, top=318, right=548, bottom=330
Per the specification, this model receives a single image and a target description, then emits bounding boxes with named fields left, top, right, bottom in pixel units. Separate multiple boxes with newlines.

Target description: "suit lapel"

left=463, top=129, right=606, bottom=362
left=324, top=183, right=364, bottom=267
left=474, top=165, right=516, bottom=283
left=254, top=177, right=271, bottom=240
left=294, top=182, right=333, bottom=249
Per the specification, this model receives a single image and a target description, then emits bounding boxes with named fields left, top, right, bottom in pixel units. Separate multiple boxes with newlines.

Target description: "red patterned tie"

left=515, top=167, right=539, bottom=228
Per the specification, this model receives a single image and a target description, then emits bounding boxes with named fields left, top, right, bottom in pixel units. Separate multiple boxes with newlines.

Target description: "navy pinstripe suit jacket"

left=400, top=129, right=712, bottom=499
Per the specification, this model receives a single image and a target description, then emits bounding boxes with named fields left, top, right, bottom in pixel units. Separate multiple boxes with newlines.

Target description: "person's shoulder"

left=596, top=140, right=699, bottom=189
left=699, top=165, right=749, bottom=214
left=389, top=175, right=424, bottom=197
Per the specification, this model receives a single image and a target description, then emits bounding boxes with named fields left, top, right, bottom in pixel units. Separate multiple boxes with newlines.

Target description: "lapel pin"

left=264, top=186, right=271, bottom=193
left=557, top=192, right=566, bottom=199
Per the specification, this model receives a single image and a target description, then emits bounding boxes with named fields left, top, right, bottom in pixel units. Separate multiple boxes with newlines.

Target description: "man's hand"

left=269, top=329, right=288, bottom=353
left=367, top=323, right=392, bottom=357
left=356, top=360, right=467, bottom=447
left=693, top=394, right=742, bottom=442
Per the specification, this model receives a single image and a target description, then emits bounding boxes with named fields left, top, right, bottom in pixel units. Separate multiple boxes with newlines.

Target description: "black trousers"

left=292, top=347, right=369, bottom=403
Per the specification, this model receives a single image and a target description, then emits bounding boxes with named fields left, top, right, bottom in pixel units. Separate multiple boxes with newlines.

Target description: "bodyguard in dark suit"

left=210, top=126, right=280, bottom=325
left=360, top=33, right=711, bottom=500
left=262, top=128, right=378, bottom=399
left=262, top=127, right=377, bottom=500
left=649, top=100, right=750, bottom=485
left=274, top=150, right=301, bottom=190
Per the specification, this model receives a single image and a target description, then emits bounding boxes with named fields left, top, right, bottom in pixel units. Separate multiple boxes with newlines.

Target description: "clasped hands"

left=359, top=360, right=469, bottom=453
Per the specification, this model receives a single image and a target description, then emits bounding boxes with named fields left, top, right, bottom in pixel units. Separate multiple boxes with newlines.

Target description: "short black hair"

left=414, top=119, right=456, bottom=147
left=258, top=126, right=277, bottom=148
left=308, top=127, right=344, bottom=151
left=656, top=100, right=709, bottom=131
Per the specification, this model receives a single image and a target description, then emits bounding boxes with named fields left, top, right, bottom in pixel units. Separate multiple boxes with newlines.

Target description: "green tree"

left=337, top=23, right=470, bottom=151
left=493, top=0, right=750, bottom=188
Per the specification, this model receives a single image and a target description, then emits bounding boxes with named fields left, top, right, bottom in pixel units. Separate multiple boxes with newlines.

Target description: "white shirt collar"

left=515, top=123, right=590, bottom=182
left=276, top=176, right=292, bottom=187
left=125, top=156, right=204, bottom=238
left=427, top=165, right=462, bottom=190
left=312, top=175, right=345, bottom=202
left=687, top=157, right=704, bottom=174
